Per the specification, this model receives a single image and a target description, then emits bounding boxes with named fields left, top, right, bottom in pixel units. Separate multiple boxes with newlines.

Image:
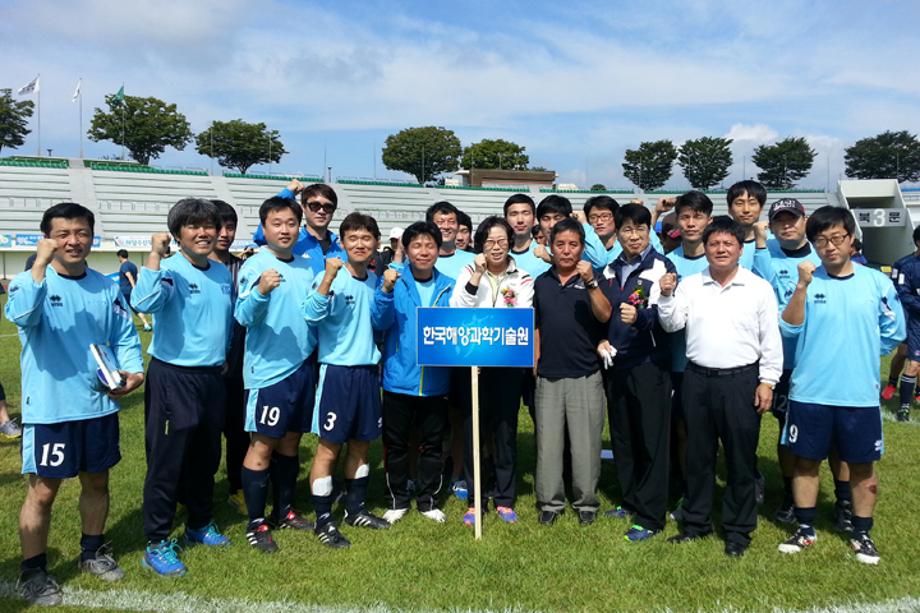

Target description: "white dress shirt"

left=658, top=266, right=782, bottom=384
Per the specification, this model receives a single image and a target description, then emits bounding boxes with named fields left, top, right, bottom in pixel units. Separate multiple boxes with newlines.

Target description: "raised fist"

left=473, top=253, right=487, bottom=273
left=534, top=244, right=551, bottom=263
left=655, top=197, right=676, bottom=213
left=382, top=268, right=399, bottom=292
left=287, top=179, right=304, bottom=194
left=258, top=269, right=282, bottom=295
left=659, top=272, right=677, bottom=297
left=570, top=210, right=587, bottom=224
left=797, top=260, right=816, bottom=286
left=150, top=233, right=171, bottom=257
left=620, top=302, right=638, bottom=325
left=576, top=260, right=594, bottom=284
left=34, top=238, right=59, bottom=268
left=324, top=257, right=345, bottom=277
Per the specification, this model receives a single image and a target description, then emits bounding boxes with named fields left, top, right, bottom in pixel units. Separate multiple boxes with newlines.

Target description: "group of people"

left=4, top=177, right=907, bottom=607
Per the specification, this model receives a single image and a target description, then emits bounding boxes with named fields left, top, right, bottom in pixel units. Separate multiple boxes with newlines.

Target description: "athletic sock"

left=311, top=475, right=335, bottom=528
left=344, top=477, right=370, bottom=515
left=899, top=375, right=916, bottom=408
left=80, top=533, right=104, bottom=562
left=241, top=466, right=271, bottom=523
left=851, top=514, right=873, bottom=536
left=793, top=506, right=817, bottom=533
left=21, top=553, right=47, bottom=574
left=270, top=452, right=299, bottom=517
left=834, top=479, right=852, bottom=505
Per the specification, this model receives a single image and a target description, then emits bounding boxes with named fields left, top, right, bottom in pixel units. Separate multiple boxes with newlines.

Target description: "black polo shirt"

left=533, top=268, right=604, bottom=379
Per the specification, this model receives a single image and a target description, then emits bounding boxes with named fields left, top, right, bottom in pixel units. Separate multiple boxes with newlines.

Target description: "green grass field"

left=0, top=293, right=918, bottom=612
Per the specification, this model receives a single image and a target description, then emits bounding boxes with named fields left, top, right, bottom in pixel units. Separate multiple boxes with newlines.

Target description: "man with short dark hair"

left=116, top=249, right=151, bottom=331
left=778, top=206, right=905, bottom=565
left=504, top=193, right=549, bottom=278
left=727, top=180, right=767, bottom=269
left=891, top=224, right=920, bottom=422
left=7, top=203, right=145, bottom=605
left=659, top=216, right=782, bottom=557
left=427, top=201, right=475, bottom=281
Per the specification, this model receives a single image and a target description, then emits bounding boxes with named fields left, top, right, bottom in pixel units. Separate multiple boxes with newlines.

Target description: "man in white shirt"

left=658, top=216, right=782, bottom=558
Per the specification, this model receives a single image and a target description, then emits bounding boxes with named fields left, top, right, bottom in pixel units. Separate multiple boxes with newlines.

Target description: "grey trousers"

left=535, top=371, right=605, bottom=512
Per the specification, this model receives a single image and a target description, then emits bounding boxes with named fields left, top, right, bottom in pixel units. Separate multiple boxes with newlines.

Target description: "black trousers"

left=681, top=362, right=761, bottom=545
left=606, top=362, right=671, bottom=531
left=465, top=367, right=523, bottom=508
left=223, top=372, right=248, bottom=493
left=382, top=391, right=448, bottom=512
left=143, top=358, right=225, bottom=542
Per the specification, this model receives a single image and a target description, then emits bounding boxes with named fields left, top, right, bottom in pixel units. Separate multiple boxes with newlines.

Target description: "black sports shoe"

left=538, top=510, right=560, bottom=526
left=246, top=522, right=278, bottom=553
left=344, top=509, right=390, bottom=530
left=17, top=568, right=62, bottom=606
left=315, top=522, right=351, bottom=549
left=897, top=407, right=910, bottom=422
left=274, top=508, right=315, bottom=531
left=835, top=500, right=854, bottom=534
left=778, top=526, right=817, bottom=554
left=773, top=501, right=796, bottom=525
left=850, top=532, right=880, bottom=565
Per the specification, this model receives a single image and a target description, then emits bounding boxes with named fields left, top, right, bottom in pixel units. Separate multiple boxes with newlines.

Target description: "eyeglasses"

left=813, top=233, right=849, bottom=248
left=588, top=213, right=613, bottom=223
left=306, top=201, right=336, bottom=213
left=483, top=239, right=509, bottom=249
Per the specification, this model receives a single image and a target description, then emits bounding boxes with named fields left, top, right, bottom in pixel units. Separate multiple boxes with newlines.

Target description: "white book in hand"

left=90, top=344, right=124, bottom=391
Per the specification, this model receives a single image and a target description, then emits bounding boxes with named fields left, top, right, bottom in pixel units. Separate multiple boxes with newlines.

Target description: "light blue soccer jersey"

left=303, top=267, right=385, bottom=366
left=741, top=239, right=756, bottom=270
left=665, top=245, right=711, bottom=372
left=132, top=254, right=232, bottom=367
left=5, top=267, right=143, bottom=424
left=781, top=265, right=906, bottom=407
left=754, top=240, right=823, bottom=369
left=434, top=249, right=475, bottom=282
left=510, top=243, right=552, bottom=278
left=235, top=249, right=317, bottom=389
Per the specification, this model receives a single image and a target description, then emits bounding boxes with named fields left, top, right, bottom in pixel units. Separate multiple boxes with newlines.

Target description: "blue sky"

left=3, top=0, right=919, bottom=189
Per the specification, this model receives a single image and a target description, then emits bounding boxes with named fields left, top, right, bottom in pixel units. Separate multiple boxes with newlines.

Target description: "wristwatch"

left=759, top=380, right=775, bottom=390
left=586, top=279, right=598, bottom=290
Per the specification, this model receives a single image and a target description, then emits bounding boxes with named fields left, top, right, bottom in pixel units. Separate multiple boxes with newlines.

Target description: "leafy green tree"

left=382, top=126, right=462, bottom=183
left=88, top=94, right=192, bottom=165
left=460, top=139, right=529, bottom=170
left=678, top=137, right=733, bottom=190
left=591, top=183, right=606, bottom=191
left=196, top=120, right=285, bottom=175
left=622, top=140, right=677, bottom=191
left=844, top=130, right=920, bottom=184
left=751, top=137, right=816, bottom=189
left=0, top=88, right=34, bottom=155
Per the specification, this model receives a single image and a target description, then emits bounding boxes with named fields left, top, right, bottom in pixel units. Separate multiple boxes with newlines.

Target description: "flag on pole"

left=17, top=75, right=40, bottom=95
left=72, top=79, right=81, bottom=102
left=114, top=85, right=124, bottom=102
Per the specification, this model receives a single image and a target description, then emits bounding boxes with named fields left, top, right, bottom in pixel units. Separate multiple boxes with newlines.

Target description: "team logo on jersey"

left=344, top=294, right=356, bottom=306
left=49, top=294, right=63, bottom=307
left=814, top=293, right=827, bottom=304
left=778, top=270, right=789, bottom=277
left=221, top=283, right=232, bottom=294
left=188, top=283, right=200, bottom=295
left=874, top=439, right=883, bottom=452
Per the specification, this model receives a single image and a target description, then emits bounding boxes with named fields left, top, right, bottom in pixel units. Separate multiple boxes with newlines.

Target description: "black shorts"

left=22, top=413, right=120, bottom=478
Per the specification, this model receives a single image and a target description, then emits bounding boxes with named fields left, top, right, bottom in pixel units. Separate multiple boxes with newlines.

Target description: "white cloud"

left=724, top=124, right=779, bottom=144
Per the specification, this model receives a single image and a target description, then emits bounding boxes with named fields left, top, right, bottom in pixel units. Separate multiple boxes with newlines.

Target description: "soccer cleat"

left=451, top=480, right=469, bottom=501
left=274, top=508, right=315, bottom=531
left=755, top=473, right=766, bottom=506
left=383, top=508, right=409, bottom=524
left=0, top=417, right=22, bottom=439
left=344, top=509, right=390, bottom=530
left=773, top=502, right=796, bottom=525
left=881, top=383, right=896, bottom=401
left=246, top=522, right=278, bottom=554
left=496, top=506, right=517, bottom=523
left=850, top=532, right=881, bottom=565
left=605, top=505, right=632, bottom=520
left=835, top=500, right=854, bottom=534
left=897, top=407, right=910, bottom=422
left=315, top=522, right=351, bottom=549
left=79, top=542, right=125, bottom=582
left=142, top=539, right=187, bottom=577
left=778, top=527, right=817, bottom=554
left=227, top=491, right=246, bottom=515
left=420, top=508, right=447, bottom=523
left=463, top=507, right=477, bottom=527
left=17, top=568, right=62, bottom=606
left=624, top=524, right=659, bottom=542
left=184, top=521, right=230, bottom=547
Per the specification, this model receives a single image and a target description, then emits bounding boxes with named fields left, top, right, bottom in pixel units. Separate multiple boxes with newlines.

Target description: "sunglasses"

left=306, top=201, right=336, bottom=213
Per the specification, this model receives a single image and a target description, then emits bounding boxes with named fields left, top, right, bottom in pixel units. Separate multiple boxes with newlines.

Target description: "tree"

left=751, top=137, right=816, bottom=190
left=844, top=130, right=920, bottom=184
left=88, top=94, right=192, bottom=165
left=622, top=140, right=677, bottom=191
left=196, top=120, right=286, bottom=175
left=678, top=136, right=733, bottom=190
left=0, top=88, right=34, bottom=155
left=591, top=183, right=606, bottom=191
left=460, top=139, right=529, bottom=170
left=382, top=126, right=462, bottom=183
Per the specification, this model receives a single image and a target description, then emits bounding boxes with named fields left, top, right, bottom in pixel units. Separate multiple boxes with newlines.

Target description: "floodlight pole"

left=471, top=366, right=483, bottom=540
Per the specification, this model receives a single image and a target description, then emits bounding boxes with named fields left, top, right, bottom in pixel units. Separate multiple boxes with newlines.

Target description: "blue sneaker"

left=184, top=522, right=230, bottom=547
left=142, top=539, right=186, bottom=577
left=604, top=505, right=631, bottom=519
left=452, top=480, right=468, bottom=501
left=624, top=524, right=660, bottom=542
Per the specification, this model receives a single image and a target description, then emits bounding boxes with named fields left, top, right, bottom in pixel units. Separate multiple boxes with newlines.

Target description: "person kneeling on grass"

left=303, top=212, right=394, bottom=548
left=375, top=221, right=455, bottom=525
left=132, top=199, right=234, bottom=577
left=7, top=202, right=145, bottom=606
left=777, top=206, right=905, bottom=565
left=235, top=197, right=318, bottom=553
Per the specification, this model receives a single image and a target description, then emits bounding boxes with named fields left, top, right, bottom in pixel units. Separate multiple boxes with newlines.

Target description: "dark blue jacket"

left=600, top=248, right=675, bottom=370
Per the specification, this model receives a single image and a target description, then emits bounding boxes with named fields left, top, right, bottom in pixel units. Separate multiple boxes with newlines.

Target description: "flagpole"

left=36, top=74, right=41, bottom=157
left=120, top=82, right=126, bottom=161
left=79, top=79, right=84, bottom=159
